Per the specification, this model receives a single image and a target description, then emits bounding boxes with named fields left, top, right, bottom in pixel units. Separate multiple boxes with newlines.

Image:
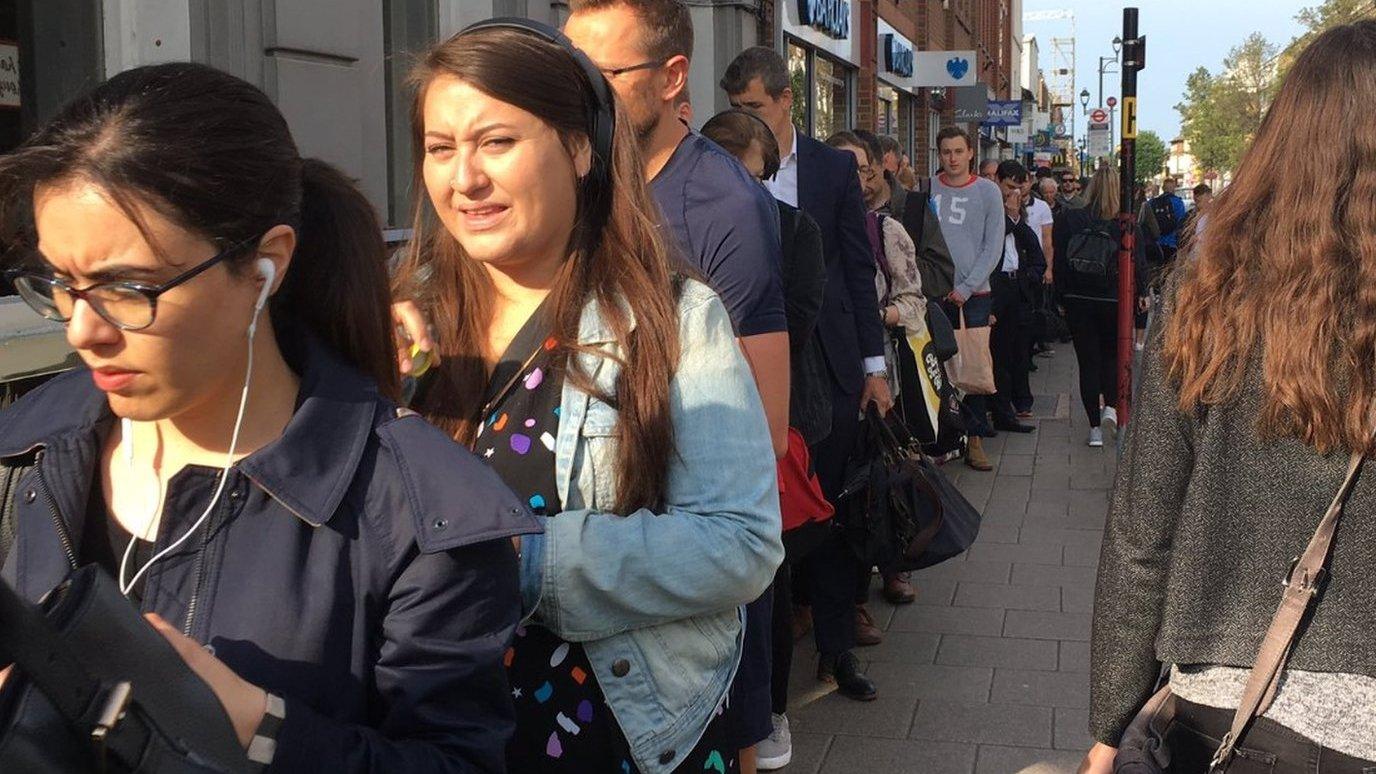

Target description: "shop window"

left=0, top=1, right=100, bottom=156
left=877, top=83, right=896, bottom=139
left=384, top=0, right=438, bottom=230
left=812, top=54, right=850, bottom=140
left=787, top=40, right=809, bottom=137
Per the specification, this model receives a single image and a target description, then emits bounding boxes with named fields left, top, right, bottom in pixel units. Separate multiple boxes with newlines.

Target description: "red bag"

left=777, top=427, right=834, bottom=532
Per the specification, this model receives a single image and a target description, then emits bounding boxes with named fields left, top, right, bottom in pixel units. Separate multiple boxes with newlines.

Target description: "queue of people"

left=0, top=3, right=1372, bottom=773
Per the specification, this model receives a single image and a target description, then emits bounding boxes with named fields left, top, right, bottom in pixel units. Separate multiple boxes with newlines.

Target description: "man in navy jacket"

left=724, top=47, right=890, bottom=706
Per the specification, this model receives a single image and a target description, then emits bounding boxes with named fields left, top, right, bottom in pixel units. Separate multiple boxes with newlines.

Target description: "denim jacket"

left=516, top=278, right=784, bottom=773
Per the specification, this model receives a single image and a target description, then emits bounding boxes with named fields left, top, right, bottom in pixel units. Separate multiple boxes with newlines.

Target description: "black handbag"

left=836, top=405, right=981, bottom=571
left=0, top=565, right=253, bottom=773
left=906, top=445, right=983, bottom=570
left=925, top=300, right=959, bottom=362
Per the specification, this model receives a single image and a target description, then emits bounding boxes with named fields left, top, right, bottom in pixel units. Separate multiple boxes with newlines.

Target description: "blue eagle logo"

left=946, top=57, right=970, bottom=80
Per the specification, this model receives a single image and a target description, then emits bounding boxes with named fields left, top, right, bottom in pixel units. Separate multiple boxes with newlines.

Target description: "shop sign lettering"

left=0, top=43, right=18, bottom=109
left=883, top=35, right=913, bottom=78
left=799, top=0, right=849, bottom=40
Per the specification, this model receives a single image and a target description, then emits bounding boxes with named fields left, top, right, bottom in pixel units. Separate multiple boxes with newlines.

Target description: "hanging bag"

left=948, top=307, right=995, bottom=395
left=835, top=405, right=981, bottom=571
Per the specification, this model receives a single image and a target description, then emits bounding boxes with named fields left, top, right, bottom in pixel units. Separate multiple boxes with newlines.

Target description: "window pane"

left=788, top=42, right=809, bottom=136
left=812, top=56, right=849, bottom=140
left=877, top=84, right=897, bottom=138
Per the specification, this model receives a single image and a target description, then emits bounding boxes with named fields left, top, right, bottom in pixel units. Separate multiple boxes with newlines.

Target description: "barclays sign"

left=883, top=34, right=913, bottom=78
left=798, top=0, right=849, bottom=40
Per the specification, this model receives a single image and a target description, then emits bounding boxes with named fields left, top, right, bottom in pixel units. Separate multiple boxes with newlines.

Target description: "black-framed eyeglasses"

left=3, top=232, right=263, bottom=331
left=599, top=59, right=665, bottom=78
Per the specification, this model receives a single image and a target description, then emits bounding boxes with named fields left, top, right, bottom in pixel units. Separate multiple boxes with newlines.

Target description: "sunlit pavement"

left=782, top=345, right=1113, bottom=773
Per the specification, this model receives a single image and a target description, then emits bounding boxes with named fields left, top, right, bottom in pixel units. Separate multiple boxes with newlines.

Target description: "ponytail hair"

left=0, top=62, right=399, bottom=398
left=285, top=159, right=399, bottom=398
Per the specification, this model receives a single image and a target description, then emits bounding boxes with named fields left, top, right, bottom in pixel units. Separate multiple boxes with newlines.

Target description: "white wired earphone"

left=117, top=258, right=276, bottom=597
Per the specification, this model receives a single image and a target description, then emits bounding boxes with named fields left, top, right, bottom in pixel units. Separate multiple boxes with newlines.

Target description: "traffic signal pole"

left=1117, top=8, right=1144, bottom=427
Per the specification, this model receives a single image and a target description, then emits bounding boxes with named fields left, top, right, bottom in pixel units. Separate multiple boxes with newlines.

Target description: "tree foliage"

left=1175, top=0, right=1375, bottom=176
left=1174, top=34, right=1277, bottom=175
left=1282, top=0, right=1376, bottom=72
left=1132, top=130, right=1168, bottom=184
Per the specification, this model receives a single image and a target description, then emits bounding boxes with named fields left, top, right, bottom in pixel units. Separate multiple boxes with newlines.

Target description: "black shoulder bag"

left=836, top=405, right=982, bottom=571
left=0, top=565, right=252, bottom=773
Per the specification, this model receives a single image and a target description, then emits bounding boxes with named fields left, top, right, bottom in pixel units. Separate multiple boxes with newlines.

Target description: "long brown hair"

left=395, top=28, right=681, bottom=514
left=1162, top=21, right=1376, bottom=454
left=0, top=63, right=399, bottom=399
left=1083, top=165, right=1120, bottom=221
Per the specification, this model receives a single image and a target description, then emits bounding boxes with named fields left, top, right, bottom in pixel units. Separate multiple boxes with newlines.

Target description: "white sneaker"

left=1102, top=406, right=1118, bottom=435
left=757, top=713, right=793, bottom=770
left=1088, top=427, right=1104, bottom=448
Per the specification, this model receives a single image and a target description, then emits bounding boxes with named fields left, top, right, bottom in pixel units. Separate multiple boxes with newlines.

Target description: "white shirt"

left=1003, top=220, right=1020, bottom=273
left=765, top=127, right=799, bottom=207
left=1026, top=197, right=1054, bottom=252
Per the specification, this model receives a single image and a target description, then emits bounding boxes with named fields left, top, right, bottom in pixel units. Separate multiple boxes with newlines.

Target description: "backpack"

left=1150, top=194, right=1180, bottom=237
left=1065, top=218, right=1120, bottom=287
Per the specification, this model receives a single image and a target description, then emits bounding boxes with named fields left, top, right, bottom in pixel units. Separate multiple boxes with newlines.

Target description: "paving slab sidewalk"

left=781, top=346, right=1116, bottom=774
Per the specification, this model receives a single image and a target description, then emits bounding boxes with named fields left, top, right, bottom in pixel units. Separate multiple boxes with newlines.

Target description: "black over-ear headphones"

left=456, top=17, right=617, bottom=253
left=457, top=17, right=615, bottom=179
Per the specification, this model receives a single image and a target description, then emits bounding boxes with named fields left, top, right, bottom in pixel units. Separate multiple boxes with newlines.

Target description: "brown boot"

left=855, top=605, right=883, bottom=646
left=882, top=572, right=917, bottom=605
left=965, top=436, right=993, bottom=471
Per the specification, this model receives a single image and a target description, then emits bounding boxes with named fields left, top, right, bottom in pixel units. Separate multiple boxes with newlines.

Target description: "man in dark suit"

left=723, top=47, right=891, bottom=706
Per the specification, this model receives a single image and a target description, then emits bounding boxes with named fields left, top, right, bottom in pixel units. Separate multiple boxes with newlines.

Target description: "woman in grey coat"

left=1082, top=21, right=1376, bottom=774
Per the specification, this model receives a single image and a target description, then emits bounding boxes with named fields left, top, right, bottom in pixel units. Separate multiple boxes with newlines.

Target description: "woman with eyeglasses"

left=0, top=62, right=537, bottom=772
left=390, top=23, right=782, bottom=774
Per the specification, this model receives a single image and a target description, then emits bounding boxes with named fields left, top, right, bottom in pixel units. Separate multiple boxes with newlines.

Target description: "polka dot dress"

left=479, top=305, right=738, bottom=773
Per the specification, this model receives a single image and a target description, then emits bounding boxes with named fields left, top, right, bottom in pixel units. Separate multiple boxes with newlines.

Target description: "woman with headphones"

left=0, top=63, right=538, bottom=771
left=392, top=21, right=783, bottom=774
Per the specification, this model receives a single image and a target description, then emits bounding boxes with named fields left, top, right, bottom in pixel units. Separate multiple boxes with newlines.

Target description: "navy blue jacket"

left=0, top=334, right=541, bottom=772
left=796, top=133, right=885, bottom=396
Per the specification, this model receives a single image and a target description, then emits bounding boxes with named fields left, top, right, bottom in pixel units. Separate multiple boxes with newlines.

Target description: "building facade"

left=2, top=0, right=1039, bottom=388
left=6, top=0, right=1026, bottom=228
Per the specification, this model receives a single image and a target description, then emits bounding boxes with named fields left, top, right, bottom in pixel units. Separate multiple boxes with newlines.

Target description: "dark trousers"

left=771, top=521, right=830, bottom=715
left=798, top=385, right=862, bottom=656
left=770, top=559, right=793, bottom=715
left=941, top=294, right=998, bottom=435
left=1064, top=298, right=1119, bottom=426
left=1167, top=698, right=1376, bottom=772
left=991, top=273, right=1036, bottom=419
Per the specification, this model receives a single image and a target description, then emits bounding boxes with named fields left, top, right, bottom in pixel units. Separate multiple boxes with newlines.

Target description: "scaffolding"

left=1024, top=9, right=1077, bottom=167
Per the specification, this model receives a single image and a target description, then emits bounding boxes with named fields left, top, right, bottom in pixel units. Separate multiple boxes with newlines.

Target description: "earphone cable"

left=117, top=308, right=261, bottom=597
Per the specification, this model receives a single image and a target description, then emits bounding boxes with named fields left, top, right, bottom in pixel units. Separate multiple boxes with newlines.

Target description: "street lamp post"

left=1079, top=89, right=1090, bottom=172
left=1100, top=37, right=1122, bottom=154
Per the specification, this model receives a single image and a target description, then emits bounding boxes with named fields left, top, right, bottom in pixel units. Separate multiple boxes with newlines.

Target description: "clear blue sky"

left=1022, top=0, right=1306, bottom=142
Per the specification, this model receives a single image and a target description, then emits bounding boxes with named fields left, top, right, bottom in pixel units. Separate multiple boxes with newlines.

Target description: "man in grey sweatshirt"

left=930, top=126, right=1025, bottom=467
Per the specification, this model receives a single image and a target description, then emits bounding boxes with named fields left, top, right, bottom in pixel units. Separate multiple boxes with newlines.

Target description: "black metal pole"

left=1117, top=8, right=1142, bottom=427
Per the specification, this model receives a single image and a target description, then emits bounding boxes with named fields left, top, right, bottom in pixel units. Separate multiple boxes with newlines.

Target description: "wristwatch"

left=247, top=692, right=286, bottom=769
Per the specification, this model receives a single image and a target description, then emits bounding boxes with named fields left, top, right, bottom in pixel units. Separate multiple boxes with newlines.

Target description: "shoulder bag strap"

left=0, top=575, right=159, bottom=769
left=1209, top=449, right=1366, bottom=771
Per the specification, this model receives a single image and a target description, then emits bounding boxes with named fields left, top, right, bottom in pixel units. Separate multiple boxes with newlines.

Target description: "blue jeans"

left=942, top=294, right=995, bottom=436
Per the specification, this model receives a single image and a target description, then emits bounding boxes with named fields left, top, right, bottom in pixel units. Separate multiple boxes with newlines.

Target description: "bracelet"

left=247, top=692, right=287, bottom=768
